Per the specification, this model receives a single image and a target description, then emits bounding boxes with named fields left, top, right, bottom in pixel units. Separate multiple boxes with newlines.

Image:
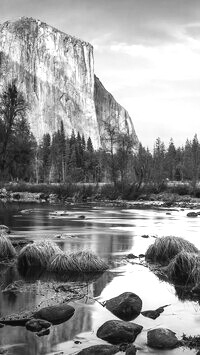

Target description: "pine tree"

left=40, top=133, right=51, bottom=183
left=0, top=81, right=29, bottom=178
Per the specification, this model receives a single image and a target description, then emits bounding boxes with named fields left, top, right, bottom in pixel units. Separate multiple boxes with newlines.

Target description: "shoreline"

left=0, top=188, right=200, bottom=211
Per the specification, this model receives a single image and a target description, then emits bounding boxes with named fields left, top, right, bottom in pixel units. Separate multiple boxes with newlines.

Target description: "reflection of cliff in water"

left=93, top=271, right=114, bottom=298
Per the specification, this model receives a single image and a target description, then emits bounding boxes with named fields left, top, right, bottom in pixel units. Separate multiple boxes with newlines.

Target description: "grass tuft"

left=49, top=250, right=109, bottom=273
left=0, top=234, right=16, bottom=259
left=165, top=251, right=200, bottom=285
left=17, top=240, right=61, bottom=270
left=145, top=236, right=198, bottom=265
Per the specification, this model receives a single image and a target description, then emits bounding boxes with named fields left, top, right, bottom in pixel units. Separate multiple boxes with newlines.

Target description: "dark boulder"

left=147, top=328, right=179, bottom=349
left=141, top=305, right=170, bottom=320
left=187, top=212, right=198, bottom=217
left=126, top=254, right=138, bottom=259
left=0, top=317, right=31, bottom=326
left=106, top=292, right=142, bottom=321
left=25, top=318, right=51, bottom=332
left=125, top=345, right=137, bottom=354
left=33, top=303, right=75, bottom=325
left=77, top=345, right=119, bottom=354
left=13, top=193, right=20, bottom=200
left=97, top=320, right=143, bottom=345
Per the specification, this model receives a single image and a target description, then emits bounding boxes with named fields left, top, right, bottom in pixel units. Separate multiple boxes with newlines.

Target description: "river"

left=0, top=202, right=200, bottom=355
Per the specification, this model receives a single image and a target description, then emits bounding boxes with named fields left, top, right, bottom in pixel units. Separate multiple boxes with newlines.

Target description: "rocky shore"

left=1, top=187, right=200, bottom=210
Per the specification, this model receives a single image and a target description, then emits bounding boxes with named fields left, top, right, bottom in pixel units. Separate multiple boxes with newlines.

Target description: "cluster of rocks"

left=76, top=292, right=180, bottom=354
left=0, top=290, right=181, bottom=352
left=0, top=302, right=75, bottom=337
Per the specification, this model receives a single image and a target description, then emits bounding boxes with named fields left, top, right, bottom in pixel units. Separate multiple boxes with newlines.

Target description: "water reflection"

left=0, top=203, right=199, bottom=354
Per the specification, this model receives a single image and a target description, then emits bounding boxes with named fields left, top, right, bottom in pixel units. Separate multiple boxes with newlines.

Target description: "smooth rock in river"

left=106, top=292, right=142, bottom=321
left=141, top=304, right=170, bottom=320
left=187, top=212, right=198, bottom=217
left=77, top=345, right=119, bottom=354
left=147, top=328, right=179, bottom=349
left=97, top=320, right=143, bottom=344
left=125, top=345, right=137, bottom=354
left=33, top=303, right=75, bottom=325
left=25, top=318, right=51, bottom=332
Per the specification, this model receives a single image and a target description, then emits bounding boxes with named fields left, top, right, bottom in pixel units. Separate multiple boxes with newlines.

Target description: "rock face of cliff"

left=0, top=17, right=138, bottom=149
left=94, top=76, right=139, bottom=149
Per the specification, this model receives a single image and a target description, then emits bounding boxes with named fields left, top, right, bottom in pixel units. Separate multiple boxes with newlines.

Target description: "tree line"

left=0, top=81, right=200, bottom=193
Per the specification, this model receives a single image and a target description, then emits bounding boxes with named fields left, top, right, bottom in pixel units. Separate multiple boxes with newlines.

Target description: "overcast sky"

left=1, top=0, right=200, bottom=149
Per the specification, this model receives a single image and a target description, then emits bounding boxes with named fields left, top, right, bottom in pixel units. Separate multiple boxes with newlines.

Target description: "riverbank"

left=0, top=183, right=200, bottom=210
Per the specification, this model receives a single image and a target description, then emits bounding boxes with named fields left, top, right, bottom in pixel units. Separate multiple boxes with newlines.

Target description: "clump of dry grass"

left=145, top=236, right=198, bottom=265
left=49, top=250, right=109, bottom=273
left=0, top=234, right=16, bottom=259
left=165, top=251, right=200, bottom=285
left=17, top=240, right=61, bottom=270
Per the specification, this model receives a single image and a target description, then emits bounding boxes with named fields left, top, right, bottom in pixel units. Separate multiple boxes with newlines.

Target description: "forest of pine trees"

left=0, top=82, right=200, bottom=193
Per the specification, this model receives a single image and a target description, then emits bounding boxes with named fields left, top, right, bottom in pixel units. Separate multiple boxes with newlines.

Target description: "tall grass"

left=49, top=250, right=109, bottom=273
left=17, top=240, right=61, bottom=270
left=0, top=234, right=16, bottom=259
left=145, top=236, right=199, bottom=265
left=166, top=251, right=200, bottom=285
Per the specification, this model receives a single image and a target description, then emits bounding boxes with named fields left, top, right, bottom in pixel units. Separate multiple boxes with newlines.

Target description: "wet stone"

left=33, top=303, right=75, bottom=325
left=141, top=305, right=169, bottom=320
left=36, top=328, right=50, bottom=337
left=106, top=292, right=142, bottom=321
left=147, top=328, right=179, bottom=349
left=77, top=345, right=119, bottom=354
left=97, top=320, right=143, bottom=345
left=126, top=254, right=138, bottom=259
left=187, top=212, right=198, bottom=217
left=125, top=345, right=137, bottom=355
left=25, top=318, right=51, bottom=332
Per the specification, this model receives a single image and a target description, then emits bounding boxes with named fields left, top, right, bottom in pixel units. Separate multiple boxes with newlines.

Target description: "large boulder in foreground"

left=77, top=345, right=119, bottom=354
left=147, top=328, right=179, bottom=349
left=33, top=303, right=75, bottom=325
left=97, top=320, right=143, bottom=345
left=106, top=292, right=142, bottom=321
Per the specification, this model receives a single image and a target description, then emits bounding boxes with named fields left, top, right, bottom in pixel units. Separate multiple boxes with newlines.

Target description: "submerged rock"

left=25, top=318, right=51, bottom=332
left=141, top=305, right=170, bottom=320
left=36, top=328, right=50, bottom=337
left=97, top=320, right=143, bottom=344
left=33, top=303, right=75, bottom=325
left=0, top=317, right=31, bottom=326
left=187, top=212, right=198, bottom=217
left=106, top=292, right=142, bottom=321
left=126, top=254, right=138, bottom=259
left=147, top=328, right=179, bottom=349
left=125, top=345, right=137, bottom=354
left=77, top=345, right=119, bottom=354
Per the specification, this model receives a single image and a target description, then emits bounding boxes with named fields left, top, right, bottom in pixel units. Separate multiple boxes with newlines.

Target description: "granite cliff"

left=0, top=17, right=138, bottom=149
